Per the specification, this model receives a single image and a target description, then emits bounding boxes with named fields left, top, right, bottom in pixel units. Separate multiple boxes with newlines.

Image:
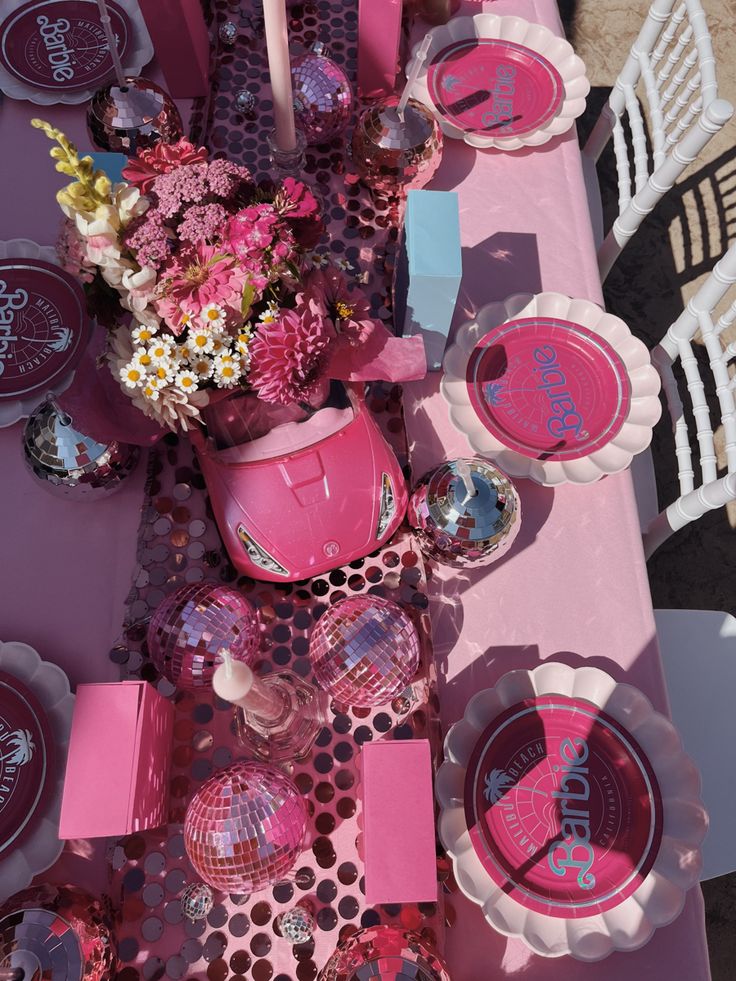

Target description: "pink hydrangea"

left=248, top=307, right=335, bottom=405
left=178, top=203, right=229, bottom=244
left=155, top=242, right=246, bottom=331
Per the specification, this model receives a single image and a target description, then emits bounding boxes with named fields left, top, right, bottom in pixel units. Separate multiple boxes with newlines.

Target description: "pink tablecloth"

left=403, top=1, right=710, bottom=979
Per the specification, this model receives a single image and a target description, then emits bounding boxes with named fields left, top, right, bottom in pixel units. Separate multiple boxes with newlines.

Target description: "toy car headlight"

left=237, top=524, right=289, bottom=577
left=375, top=472, right=396, bottom=540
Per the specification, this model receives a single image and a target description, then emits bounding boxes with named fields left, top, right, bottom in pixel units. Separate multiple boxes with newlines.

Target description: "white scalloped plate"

left=0, top=0, right=154, bottom=105
left=436, top=663, right=707, bottom=961
left=441, top=292, right=662, bottom=485
left=0, top=238, right=90, bottom=429
left=0, top=641, right=74, bottom=904
left=406, top=14, right=589, bottom=150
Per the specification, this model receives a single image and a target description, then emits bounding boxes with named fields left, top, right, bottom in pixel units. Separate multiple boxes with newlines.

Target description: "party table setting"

left=0, top=1, right=714, bottom=981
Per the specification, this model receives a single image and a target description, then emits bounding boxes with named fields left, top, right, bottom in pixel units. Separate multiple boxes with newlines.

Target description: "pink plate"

left=0, top=668, right=53, bottom=857
left=464, top=694, right=663, bottom=919
left=427, top=38, right=564, bottom=138
left=0, top=257, right=89, bottom=403
left=465, top=316, right=632, bottom=462
left=0, top=0, right=132, bottom=91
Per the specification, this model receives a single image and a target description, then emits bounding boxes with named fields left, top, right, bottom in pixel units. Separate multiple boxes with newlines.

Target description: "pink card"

left=362, top=739, right=437, bottom=905
left=59, top=681, right=173, bottom=839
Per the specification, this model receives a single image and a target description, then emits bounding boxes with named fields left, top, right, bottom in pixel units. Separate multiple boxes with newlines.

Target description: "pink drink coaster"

left=0, top=0, right=132, bottom=91
left=464, top=694, right=664, bottom=918
left=465, top=316, right=632, bottom=462
left=0, top=668, right=53, bottom=856
left=0, top=258, right=88, bottom=401
left=427, top=38, right=564, bottom=137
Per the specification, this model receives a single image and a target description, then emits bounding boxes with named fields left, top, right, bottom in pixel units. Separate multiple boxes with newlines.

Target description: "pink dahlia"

left=155, top=242, right=245, bottom=331
left=248, top=308, right=334, bottom=405
left=122, top=139, right=209, bottom=194
left=298, top=266, right=381, bottom=347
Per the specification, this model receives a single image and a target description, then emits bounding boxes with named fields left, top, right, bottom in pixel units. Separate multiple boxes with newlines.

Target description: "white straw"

left=397, top=33, right=433, bottom=121
left=220, top=648, right=234, bottom=678
left=96, top=0, right=127, bottom=89
left=455, top=460, right=477, bottom=499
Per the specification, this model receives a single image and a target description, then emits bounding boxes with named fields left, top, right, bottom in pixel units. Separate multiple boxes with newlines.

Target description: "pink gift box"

left=357, top=0, right=403, bottom=98
left=137, top=0, right=210, bottom=98
left=361, top=738, right=438, bottom=905
left=59, top=681, right=173, bottom=839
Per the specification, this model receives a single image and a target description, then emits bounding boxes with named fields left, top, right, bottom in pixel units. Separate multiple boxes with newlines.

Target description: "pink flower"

left=122, top=139, right=209, bottom=194
left=56, top=219, right=96, bottom=283
left=298, top=267, right=380, bottom=348
left=155, top=243, right=245, bottom=331
left=124, top=209, right=172, bottom=268
left=248, top=308, right=335, bottom=405
left=274, top=178, right=324, bottom=249
left=178, top=203, right=229, bottom=244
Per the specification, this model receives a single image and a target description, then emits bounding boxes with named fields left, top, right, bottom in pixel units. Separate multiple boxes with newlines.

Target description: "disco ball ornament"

left=408, top=459, right=521, bottom=568
left=179, top=882, right=214, bottom=922
left=87, top=76, right=183, bottom=153
left=234, top=88, right=256, bottom=114
left=147, top=583, right=259, bottom=690
left=184, top=761, right=307, bottom=892
left=0, top=884, right=116, bottom=981
left=351, top=95, right=442, bottom=198
left=219, top=20, right=238, bottom=45
left=309, top=595, right=420, bottom=708
left=23, top=397, right=140, bottom=500
left=277, top=905, right=316, bottom=945
left=319, top=925, right=450, bottom=981
left=291, top=43, right=353, bottom=144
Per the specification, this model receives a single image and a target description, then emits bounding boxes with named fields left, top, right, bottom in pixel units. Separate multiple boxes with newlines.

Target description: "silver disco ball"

left=23, top=398, right=140, bottom=500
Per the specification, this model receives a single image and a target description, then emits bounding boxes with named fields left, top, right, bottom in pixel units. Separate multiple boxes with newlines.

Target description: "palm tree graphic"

left=484, top=767, right=548, bottom=803
left=0, top=729, right=36, bottom=766
left=20, top=327, right=72, bottom=352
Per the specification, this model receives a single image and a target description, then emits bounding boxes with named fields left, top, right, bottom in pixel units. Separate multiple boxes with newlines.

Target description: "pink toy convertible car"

left=192, top=382, right=407, bottom=582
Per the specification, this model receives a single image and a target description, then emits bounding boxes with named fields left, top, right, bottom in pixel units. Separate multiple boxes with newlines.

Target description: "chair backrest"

left=643, top=239, right=736, bottom=558
left=654, top=609, right=736, bottom=881
left=582, top=0, right=733, bottom=282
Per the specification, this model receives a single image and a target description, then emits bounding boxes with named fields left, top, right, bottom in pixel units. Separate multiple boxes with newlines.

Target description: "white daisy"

left=176, top=309, right=196, bottom=332
left=147, top=336, right=176, bottom=364
left=186, top=326, right=215, bottom=356
left=150, top=357, right=176, bottom=385
left=131, top=323, right=157, bottom=345
left=209, top=332, right=228, bottom=356
left=307, top=251, right=329, bottom=268
left=235, top=327, right=253, bottom=357
left=141, top=377, right=162, bottom=402
left=258, top=301, right=281, bottom=325
left=334, top=257, right=353, bottom=272
left=175, top=369, right=199, bottom=394
left=119, top=361, right=145, bottom=389
left=201, top=303, right=227, bottom=330
left=213, top=352, right=242, bottom=388
left=132, top=345, right=154, bottom=369
left=190, top=355, right=214, bottom=380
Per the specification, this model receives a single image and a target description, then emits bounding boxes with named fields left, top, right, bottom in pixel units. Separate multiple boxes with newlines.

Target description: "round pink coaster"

left=465, top=316, right=632, bottom=462
left=0, top=257, right=88, bottom=402
left=464, top=694, right=664, bottom=918
left=0, top=668, right=52, bottom=856
left=427, top=38, right=564, bottom=137
left=0, top=0, right=132, bottom=91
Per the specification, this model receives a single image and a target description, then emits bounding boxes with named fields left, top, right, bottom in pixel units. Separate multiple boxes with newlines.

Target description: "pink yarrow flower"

left=248, top=307, right=335, bottom=405
left=155, top=242, right=246, bottom=332
left=122, top=139, right=209, bottom=194
left=178, top=203, right=229, bottom=244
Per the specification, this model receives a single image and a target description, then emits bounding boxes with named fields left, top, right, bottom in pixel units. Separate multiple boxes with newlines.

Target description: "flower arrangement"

left=32, top=123, right=423, bottom=431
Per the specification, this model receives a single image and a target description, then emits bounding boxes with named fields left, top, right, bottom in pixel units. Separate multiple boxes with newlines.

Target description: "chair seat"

left=655, top=608, right=736, bottom=881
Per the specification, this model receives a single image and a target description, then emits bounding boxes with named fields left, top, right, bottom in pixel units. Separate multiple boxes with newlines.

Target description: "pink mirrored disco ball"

left=319, top=925, right=450, bottom=981
left=407, top=458, right=521, bottom=568
left=147, top=583, right=259, bottom=690
left=0, top=884, right=117, bottom=981
left=309, top=595, right=420, bottom=707
left=183, top=761, right=307, bottom=893
left=291, top=43, right=353, bottom=144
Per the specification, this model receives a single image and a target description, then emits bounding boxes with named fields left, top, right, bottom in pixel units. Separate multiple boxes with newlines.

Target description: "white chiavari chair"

left=581, top=0, right=733, bottom=282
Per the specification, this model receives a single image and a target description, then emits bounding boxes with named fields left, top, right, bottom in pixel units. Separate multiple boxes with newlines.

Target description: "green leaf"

left=241, top=282, right=255, bottom=318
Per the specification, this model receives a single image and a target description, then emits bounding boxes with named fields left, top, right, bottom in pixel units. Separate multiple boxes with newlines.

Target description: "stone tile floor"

left=563, top=1, right=736, bottom=976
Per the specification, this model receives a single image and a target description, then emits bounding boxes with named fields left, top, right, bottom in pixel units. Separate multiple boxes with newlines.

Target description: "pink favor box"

left=357, top=0, right=402, bottom=98
left=59, top=681, right=173, bottom=839
left=361, top=738, right=438, bottom=905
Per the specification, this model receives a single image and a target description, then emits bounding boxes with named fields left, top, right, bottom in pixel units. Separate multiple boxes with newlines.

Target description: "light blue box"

left=393, top=190, right=462, bottom=371
left=88, top=152, right=129, bottom=185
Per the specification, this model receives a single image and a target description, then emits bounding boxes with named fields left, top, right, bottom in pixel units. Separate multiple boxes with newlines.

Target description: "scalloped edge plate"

left=441, top=292, right=662, bottom=485
left=406, top=14, right=590, bottom=150
left=436, top=663, right=707, bottom=961
left=0, top=641, right=74, bottom=904
left=0, top=0, right=154, bottom=105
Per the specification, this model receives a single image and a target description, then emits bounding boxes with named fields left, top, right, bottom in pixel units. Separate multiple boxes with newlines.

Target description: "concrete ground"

left=563, top=1, right=736, bottom=976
